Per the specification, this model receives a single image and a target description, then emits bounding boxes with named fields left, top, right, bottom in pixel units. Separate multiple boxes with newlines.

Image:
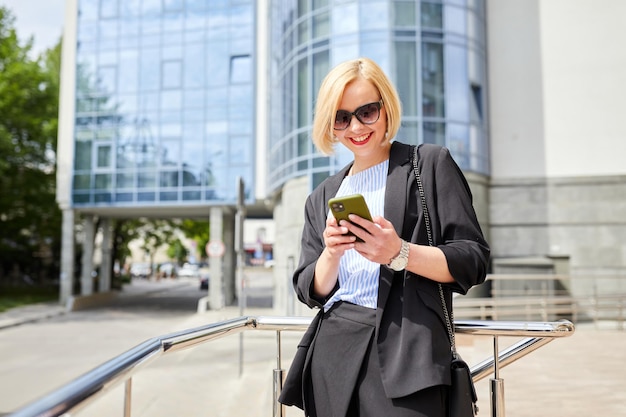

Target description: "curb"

left=0, top=281, right=195, bottom=331
left=0, top=304, right=67, bottom=331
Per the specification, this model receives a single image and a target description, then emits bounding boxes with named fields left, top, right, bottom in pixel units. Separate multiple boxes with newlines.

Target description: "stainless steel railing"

left=8, top=317, right=574, bottom=417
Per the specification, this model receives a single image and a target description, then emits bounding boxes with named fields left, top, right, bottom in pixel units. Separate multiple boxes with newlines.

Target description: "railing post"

left=123, top=378, right=132, bottom=417
left=273, top=330, right=285, bottom=417
left=490, top=336, right=505, bottom=417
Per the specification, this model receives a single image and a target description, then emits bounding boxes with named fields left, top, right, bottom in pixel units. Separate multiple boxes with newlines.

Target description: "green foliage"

left=111, top=218, right=182, bottom=270
left=0, top=286, right=58, bottom=312
left=167, top=238, right=187, bottom=265
left=0, top=6, right=62, bottom=284
left=178, top=219, right=211, bottom=260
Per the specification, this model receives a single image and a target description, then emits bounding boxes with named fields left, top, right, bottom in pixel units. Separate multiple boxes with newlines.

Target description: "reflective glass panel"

left=422, top=42, right=444, bottom=117
left=97, top=145, right=112, bottom=167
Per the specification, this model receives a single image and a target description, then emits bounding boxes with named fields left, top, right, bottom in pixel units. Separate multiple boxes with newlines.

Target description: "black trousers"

left=308, top=302, right=447, bottom=417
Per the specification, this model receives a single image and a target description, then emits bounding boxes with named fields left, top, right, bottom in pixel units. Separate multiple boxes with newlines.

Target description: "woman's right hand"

left=322, top=217, right=356, bottom=258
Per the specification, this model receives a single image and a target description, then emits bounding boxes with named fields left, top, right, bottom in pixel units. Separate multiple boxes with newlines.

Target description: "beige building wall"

left=272, top=176, right=312, bottom=317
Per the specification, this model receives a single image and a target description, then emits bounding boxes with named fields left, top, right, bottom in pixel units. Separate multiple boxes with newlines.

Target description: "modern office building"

left=57, top=0, right=626, bottom=308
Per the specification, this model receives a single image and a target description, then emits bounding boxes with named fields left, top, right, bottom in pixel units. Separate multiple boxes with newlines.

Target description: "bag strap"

left=411, top=145, right=457, bottom=356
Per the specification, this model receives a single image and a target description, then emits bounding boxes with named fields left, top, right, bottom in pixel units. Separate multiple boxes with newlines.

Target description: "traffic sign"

left=206, top=240, right=225, bottom=257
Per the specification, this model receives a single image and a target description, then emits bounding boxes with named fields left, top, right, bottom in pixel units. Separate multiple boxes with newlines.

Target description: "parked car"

left=177, top=263, right=199, bottom=278
left=130, top=263, right=151, bottom=279
left=199, top=275, right=209, bottom=290
left=157, top=262, right=175, bottom=278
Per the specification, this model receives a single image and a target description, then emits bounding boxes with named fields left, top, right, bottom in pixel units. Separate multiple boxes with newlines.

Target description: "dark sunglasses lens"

left=356, top=103, right=380, bottom=124
left=334, top=110, right=351, bottom=130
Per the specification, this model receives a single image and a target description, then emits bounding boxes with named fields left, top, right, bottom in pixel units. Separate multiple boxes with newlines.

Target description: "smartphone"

left=327, top=194, right=373, bottom=242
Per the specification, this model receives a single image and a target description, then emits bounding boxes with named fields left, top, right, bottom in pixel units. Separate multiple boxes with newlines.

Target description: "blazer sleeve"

left=292, top=192, right=338, bottom=309
left=420, top=145, right=490, bottom=294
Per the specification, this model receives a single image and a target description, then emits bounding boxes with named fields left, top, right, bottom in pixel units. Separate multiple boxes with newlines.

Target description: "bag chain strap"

left=411, top=146, right=457, bottom=356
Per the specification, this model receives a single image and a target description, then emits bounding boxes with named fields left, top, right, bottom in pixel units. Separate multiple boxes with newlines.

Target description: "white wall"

left=488, top=0, right=626, bottom=180
left=487, top=0, right=546, bottom=179
left=539, top=0, right=626, bottom=177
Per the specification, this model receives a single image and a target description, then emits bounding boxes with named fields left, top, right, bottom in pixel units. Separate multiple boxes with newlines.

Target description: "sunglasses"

left=333, top=100, right=384, bottom=130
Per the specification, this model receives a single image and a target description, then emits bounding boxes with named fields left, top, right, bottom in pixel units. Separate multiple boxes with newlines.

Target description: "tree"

left=110, top=218, right=182, bottom=277
left=0, top=7, right=62, bottom=285
left=166, top=238, right=187, bottom=265
left=178, top=219, right=211, bottom=262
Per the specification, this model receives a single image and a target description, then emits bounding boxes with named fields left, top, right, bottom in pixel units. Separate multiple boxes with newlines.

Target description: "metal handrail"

left=8, top=317, right=574, bottom=417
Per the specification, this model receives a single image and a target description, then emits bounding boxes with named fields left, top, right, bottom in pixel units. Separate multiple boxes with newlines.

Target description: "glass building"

left=268, top=0, right=489, bottom=194
left=71, top=0, right=257, bottom=207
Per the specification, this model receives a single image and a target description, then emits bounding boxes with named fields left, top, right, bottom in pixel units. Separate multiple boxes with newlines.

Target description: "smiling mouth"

left=350, top=132, right=371, bottom=145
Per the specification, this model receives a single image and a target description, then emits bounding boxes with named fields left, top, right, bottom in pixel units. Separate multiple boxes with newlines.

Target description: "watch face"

left=390, top=257, right=407, bottom=271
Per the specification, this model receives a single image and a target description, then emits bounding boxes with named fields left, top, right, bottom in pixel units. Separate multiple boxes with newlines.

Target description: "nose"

left=348, top=114, right=365, bottom=130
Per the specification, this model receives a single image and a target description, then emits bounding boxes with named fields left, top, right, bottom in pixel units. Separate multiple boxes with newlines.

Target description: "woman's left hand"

left=341, top=215, right=402, bottom=265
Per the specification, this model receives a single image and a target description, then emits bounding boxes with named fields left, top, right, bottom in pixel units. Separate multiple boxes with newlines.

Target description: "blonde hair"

left=312, top=57, right=402, bottom=155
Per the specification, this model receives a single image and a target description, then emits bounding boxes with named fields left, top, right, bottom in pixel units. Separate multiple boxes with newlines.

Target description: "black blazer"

left=290, top=142, right=489, bottom=400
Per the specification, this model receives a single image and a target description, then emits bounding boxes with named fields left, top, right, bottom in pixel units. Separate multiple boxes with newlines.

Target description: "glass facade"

left=72, top=0, right=256, bottom=207
left=269, top=0, right=489, bottom=192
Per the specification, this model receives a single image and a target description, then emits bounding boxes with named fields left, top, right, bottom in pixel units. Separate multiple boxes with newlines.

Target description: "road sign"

left=206, top=240, right=225, bottom=258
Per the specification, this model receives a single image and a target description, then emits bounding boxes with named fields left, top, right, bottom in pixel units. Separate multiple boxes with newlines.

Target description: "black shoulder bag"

left=412, top=145, right=479, bottom=417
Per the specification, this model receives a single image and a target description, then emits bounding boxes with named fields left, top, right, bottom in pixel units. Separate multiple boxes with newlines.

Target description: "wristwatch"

left=387, top=239, right=409, bottom=271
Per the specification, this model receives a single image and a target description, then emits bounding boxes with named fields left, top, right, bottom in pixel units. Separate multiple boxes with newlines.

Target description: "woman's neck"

left=349, top=149, right=391, bottom=175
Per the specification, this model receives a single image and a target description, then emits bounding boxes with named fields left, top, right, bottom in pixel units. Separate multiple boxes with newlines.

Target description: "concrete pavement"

left=1, top=278, right=625, bottom=416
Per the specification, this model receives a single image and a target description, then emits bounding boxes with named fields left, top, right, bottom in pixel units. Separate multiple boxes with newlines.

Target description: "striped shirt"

left=324, top=159, right=389, bottom=311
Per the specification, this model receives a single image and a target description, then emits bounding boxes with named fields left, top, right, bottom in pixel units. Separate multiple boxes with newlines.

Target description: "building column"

left=209, top=207, right=225, bottom=309
left=59, top=208, right=75, bottom=305
left=100, top=218, right=112, bottom=292
left=81, top=216, right=96, bottom=295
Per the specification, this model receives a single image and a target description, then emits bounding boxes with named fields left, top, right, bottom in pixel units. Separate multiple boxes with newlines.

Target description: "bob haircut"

left=312, top=57, right=402, bottom=155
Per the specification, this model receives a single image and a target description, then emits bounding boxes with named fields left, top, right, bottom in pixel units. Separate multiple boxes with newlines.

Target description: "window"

left=162, top=60, right=182, bottom=89
left=421, top=2, right=443, bottom=29
left=422, top=42, right=444, bottom=117
left=230, top=55, right=251, bottom=83
left=395, top=41, right=417, bottom=115
left=163, top=0, right=183, bottom=12
left=100, top=0, right=118, bottom=19
left=393, top=1, right=416, bottom=27
left=98, top=65, right=117, bottom=94
left=96, top=145, right=112, bottom=168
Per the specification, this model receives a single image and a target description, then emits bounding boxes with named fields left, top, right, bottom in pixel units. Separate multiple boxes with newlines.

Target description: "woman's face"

left=334, top=78, right=389, bottom=168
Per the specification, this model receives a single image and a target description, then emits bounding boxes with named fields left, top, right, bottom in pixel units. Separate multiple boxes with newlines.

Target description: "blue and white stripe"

left=324, top=159, right=389, bottom=311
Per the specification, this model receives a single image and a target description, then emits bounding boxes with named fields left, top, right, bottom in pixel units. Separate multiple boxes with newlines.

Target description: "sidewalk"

left=0, top=302, right=67, bottom=330
left=0, top=278, right=188, bottom=330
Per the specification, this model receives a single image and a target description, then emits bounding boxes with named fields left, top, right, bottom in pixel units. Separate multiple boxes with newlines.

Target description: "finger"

left=324, top=222, right=352, bottom=245
left=340, top=223, right=371, bottom=245
left=372, top=215, right=393, bottom=229
left=346, top=215, right=380, bottom=237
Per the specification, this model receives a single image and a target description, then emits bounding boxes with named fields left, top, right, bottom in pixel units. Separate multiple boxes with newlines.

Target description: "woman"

left=279, top=57, right=490, bottom=417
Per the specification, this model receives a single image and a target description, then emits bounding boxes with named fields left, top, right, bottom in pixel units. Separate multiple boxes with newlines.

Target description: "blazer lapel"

left=378, top=142, right=413, bottom=320
left=384, top=142, right=413, bottom=238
